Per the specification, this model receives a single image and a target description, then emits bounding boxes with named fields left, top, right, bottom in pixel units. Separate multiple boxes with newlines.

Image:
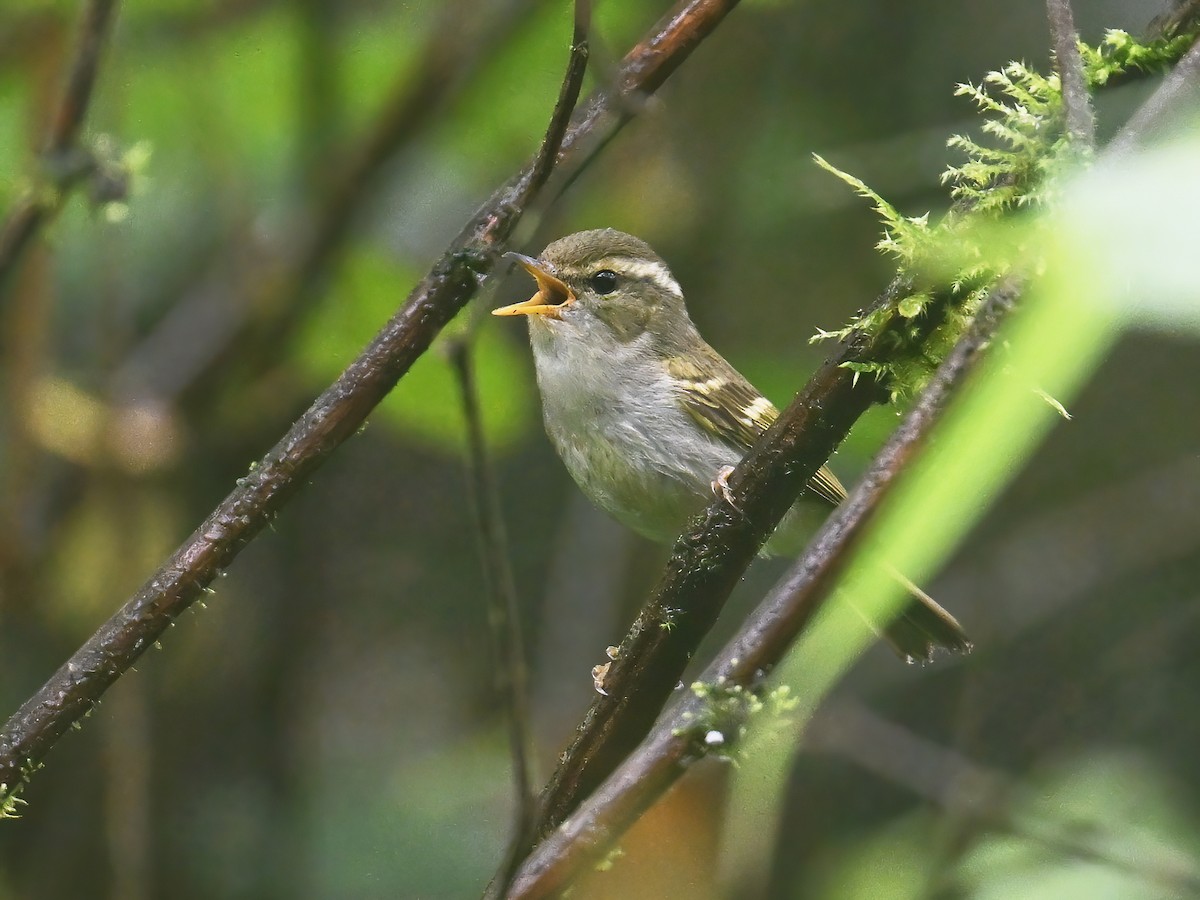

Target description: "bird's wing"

left=666, top=351, right=846, bottom=507
left=807, top=463, right=847, bottom=507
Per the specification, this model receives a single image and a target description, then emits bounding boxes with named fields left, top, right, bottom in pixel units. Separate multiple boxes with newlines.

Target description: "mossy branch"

left=809, top=25, right=1199, bottom=407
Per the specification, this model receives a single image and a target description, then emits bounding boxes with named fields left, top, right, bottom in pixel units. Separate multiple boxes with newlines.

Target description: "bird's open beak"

left=492, top=253, right=575, bottom=318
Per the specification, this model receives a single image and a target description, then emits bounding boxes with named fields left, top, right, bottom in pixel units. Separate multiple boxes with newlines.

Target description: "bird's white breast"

left=527, top=317, right=736, bottom=544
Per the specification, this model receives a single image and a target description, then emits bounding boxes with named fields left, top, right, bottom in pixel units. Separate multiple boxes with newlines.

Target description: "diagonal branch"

left=47, top=0, right=120, bottom=152
left=0, top=0, right=120, bottom=294
left=529, top=1, right=592, bottom=197
left=1045, top=0, right=1095, bottom=148
left=0, top=0, right=743, bottom=808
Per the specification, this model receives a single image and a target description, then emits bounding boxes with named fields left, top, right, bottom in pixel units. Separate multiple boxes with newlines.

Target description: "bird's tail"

left=875, top=567, right=972, bottom=663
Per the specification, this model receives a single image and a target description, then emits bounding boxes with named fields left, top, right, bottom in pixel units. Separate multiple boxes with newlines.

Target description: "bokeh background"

left=2, top=0, right=1199, bottom=897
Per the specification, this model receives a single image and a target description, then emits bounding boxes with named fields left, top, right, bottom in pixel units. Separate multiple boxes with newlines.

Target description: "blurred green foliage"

left=2, top=1, right=1200, bottom=898
left=293, top=248, right=535, bottom=454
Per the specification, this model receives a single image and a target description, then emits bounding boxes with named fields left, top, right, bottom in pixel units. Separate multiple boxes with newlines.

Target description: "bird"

left=492, top=227, right=970, bottom=661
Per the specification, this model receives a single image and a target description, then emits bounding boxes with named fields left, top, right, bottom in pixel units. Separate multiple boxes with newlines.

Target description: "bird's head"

left=492, top=228, right=693, bottom=346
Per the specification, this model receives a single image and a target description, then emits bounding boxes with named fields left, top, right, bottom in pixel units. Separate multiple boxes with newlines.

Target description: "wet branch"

left=1045, top=0, right=1095, bottom=147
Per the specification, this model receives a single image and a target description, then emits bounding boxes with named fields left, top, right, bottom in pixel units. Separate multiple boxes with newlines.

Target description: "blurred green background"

left=2, top=1, right=1199, bottom=898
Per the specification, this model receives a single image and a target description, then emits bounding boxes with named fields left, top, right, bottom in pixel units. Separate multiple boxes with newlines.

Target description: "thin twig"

left=449, top=340, right=538, bottom=849
left=529, top=0, right=592, bottom=195
left=1045, top=0, right=1095, bottom=148
left=448, top=338, right=537, bottom=840
left=0, top=0, right=742, bottom=809
left=503, top=279, right=1019, bottom=899
left=446, top=0, right=592, bottom=866
left=47, top=0, right=120, bottom=152
left=0, top=0, right=120, bottom=293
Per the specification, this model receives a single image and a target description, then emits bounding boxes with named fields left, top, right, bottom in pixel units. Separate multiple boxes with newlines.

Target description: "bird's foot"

left=592, top=662, right=611, bottom=695
left=712, top=465, right=740, bottom=511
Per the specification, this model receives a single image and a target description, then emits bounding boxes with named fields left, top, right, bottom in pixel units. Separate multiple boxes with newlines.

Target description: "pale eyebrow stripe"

left=593, top=256, right=684, bottom=299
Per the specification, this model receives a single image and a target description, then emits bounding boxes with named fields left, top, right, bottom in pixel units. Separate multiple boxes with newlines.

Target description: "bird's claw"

left=712, top=465, right=740, bottom=512
left=592, top=662, right=611, bottom=695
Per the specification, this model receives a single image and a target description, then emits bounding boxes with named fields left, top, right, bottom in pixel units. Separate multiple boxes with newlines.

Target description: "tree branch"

left=0, top=0, right=120, bottom=294
left=514, top=17, right=1200, bottom=863
left=447, top=0, right=592, bottom=866
left=1045, top=0, right=1095, bottom=148
left=529, top=1, right=592, bottom=198
left=47, top=0, right=119, bottom=152
left=0, top=0, right=743, bottom=809
left=449, top=340, right=538, bottom=837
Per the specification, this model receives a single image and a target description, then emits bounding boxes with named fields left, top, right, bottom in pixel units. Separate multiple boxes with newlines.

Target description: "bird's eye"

left=589, top=270, right=619, bottom=295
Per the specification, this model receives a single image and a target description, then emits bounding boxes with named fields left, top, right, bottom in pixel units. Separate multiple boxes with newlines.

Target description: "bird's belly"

left=550, top=420, right=831, bottom=552
left=529, top=330, right=828, bottom=548
left=545, top=414, right=719, bottom=545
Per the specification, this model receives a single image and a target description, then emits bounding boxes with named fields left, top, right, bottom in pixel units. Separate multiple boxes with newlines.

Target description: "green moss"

left=0, top=785, right=26, bottom=820
left=1081, top=28, right=1200, bottom=87
left=811, top=28, right=1198, bottom=404
left=677, top=680, right=799, bottom=760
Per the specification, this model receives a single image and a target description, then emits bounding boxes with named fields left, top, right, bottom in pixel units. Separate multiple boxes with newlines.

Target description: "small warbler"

left=493, top=228, right=969, bottom=661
